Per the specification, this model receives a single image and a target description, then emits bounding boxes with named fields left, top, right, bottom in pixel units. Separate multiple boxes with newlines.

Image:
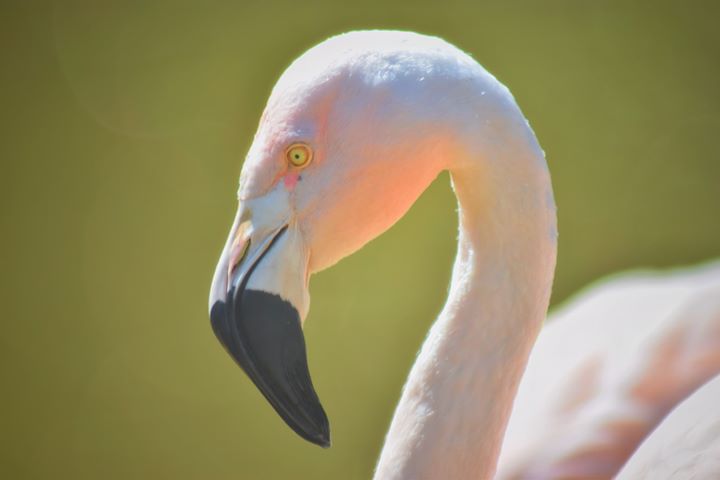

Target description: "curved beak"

left=208, top=191, right=329, bottom=448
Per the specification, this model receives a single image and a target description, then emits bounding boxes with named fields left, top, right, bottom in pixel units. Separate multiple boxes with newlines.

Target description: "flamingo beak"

left=208, top=197, right=329, bottom=448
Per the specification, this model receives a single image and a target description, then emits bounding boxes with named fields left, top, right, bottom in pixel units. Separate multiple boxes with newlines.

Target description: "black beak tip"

left=210, top=289, right=331, bottom=448
left=317, top=431, right=331, bottom=449
left=298, top=416, right=331, bottom=448
left=312, top=415, right=331, bottom=448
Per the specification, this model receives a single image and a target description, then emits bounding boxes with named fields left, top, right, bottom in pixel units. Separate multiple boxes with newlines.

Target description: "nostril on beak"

left=227, top=222, right=251, bottom=289
left=227, top=239, right=249, bottom=287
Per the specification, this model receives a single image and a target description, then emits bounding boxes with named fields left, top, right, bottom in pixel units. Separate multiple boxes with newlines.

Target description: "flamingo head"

left=209, top=31, right=479, bottom=447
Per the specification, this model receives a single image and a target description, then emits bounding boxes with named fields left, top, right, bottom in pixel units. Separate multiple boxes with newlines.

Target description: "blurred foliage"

left=1, top=0, right=719, bottom=478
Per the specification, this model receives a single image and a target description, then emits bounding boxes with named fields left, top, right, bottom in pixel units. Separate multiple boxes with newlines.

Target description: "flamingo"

left=208, top=30, right=720, bottom=479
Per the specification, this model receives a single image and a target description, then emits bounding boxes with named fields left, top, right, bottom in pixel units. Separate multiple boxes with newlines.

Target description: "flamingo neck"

left=374, top=97, right=558, bottom=480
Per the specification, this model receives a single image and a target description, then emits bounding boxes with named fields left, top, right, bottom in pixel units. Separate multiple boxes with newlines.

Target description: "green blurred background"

left=2, top=0, right=719, bottom=478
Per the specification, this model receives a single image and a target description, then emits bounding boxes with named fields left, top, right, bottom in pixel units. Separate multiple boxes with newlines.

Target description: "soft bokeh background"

left=2, top=0, right=719, bottom=478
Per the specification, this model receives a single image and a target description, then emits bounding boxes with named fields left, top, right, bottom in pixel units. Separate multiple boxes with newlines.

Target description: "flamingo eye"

left=286, top=143, right=312, bottom=168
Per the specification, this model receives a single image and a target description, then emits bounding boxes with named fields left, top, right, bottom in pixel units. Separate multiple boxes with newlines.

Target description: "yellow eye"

left=286, top=143, right=312, bottom=168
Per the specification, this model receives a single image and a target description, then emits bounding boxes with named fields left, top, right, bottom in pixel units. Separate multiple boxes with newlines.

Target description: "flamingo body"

left=499, top=262, right=720, bottom=478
